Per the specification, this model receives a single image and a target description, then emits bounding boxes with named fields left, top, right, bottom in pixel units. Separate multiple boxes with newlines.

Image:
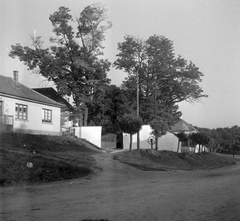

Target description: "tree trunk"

left=151, top=139, right=153, bottom=149
left=129, top=134, right=132, bottom=151
left=155, top=135, right=158, bottom=150
left=79, top=113, right=83, bottom=126
left=137, top=132, right=140, bottom=150
left=84, top=107, right=88, bottom=126
left=136, top=69, right=140, bottom=151
left=199, top=144, right=201, bottom=153
left=177, top=140, right=180, bottom=153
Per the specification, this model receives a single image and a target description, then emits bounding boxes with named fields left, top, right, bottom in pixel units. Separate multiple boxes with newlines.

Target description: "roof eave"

left=0, top=92, right=64, bottom=108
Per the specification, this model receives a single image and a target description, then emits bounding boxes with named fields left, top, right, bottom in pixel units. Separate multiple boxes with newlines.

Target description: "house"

left=169, top=119, right=199, bottom=152
left=33, top=87, right=74, bottom=133
left=0, top=73, right=64, bottom=135
left=169, top=118, right=198, bottom=135
left=122, top=119, right=199, bottom=152
left=33, top=87, right=90, bottom=128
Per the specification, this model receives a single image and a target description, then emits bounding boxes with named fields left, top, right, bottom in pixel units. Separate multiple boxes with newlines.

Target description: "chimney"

left=13, top=70, right=19, bottom=82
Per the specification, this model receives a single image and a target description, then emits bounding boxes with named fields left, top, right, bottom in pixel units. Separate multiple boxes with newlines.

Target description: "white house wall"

left=157, top=132, right=179, bottom=152
left=75, top=126, right=102, bottom=148
left=123, top=125, right=180, bottom=152
left=0, top=96, right=61, bottom=135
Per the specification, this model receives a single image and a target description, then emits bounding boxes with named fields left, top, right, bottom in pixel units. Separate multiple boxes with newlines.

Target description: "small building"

left=122, top=119, right=199, bottom=152
left=169, top=119, right=199, bottom=152
left=169, top=118, right=198, bottom=135
left=33, top=87, right=74, bottom=133
left=0, top=73, right=64, bottom=135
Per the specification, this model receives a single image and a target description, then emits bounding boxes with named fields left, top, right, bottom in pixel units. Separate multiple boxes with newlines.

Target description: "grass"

left=1, top=132, right=237, bottom=187
left=114, top=149, right=237, bottom=171
left=0, top=133, right=99, bottom=187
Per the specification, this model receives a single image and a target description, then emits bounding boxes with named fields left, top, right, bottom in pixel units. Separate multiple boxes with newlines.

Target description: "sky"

left=0, top=0, right=240, bottom=129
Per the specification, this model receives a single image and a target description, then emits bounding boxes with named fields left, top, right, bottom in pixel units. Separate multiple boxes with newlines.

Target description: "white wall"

left=75, top=126, right=102, bottom=148
left=123, top=125, right=152, bottom=150
left=123, top=125, right=180, bottom=152
left=157, top=132, right=179, bottom=152
left=0, top=96, right=61, bottom=135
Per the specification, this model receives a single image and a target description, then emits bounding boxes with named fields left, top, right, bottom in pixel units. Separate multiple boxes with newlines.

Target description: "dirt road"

left=1, top=152, right=240, bottom=221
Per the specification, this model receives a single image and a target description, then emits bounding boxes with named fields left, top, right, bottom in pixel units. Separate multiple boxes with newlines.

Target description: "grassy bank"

left=0, top=133, right=99, bottom=187
left=114, top=149, right=237, bottom=171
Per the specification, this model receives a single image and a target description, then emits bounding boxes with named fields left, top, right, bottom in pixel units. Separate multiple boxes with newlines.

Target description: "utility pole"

left=154, top=77, right=157, bottom=118
left=136, top=69, right=140, bottom=150
left=232, top=127, right=235, bottom=158
left=154, top=75, right=158, bottom=150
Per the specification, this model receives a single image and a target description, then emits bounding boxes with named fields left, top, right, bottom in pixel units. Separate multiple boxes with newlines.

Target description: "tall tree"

left=114, top=36, right=147, bottom=116
left=113, top=36, right=147, bottom=150
left=114, top=35, right=207, bottom=125
left=88, top=84, right=130, bottom=134
left=9, top=4, right=112, bottom=121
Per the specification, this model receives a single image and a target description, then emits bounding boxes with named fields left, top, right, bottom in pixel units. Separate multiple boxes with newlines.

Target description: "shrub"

left=118, top=115, right=142, bottom=151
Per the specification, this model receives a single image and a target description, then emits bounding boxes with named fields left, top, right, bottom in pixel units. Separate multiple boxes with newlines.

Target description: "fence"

left=0, top=115, right=13, bottom=126
left=101, top=133, right=117, bottom=151
left=0, top=115, right=14, bottom=132
left=62, top=127, right=75, bottom=136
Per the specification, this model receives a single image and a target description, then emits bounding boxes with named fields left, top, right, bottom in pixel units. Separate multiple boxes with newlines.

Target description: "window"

left=42, top=109, right=52, bottom=123
left=15, top=104, right=28, bottom=120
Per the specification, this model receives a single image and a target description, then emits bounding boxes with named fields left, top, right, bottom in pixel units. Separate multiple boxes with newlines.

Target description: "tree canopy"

left=88, top=84, right=130, bottom=134
left=9, top=5, right=209, bottom=136
left=114, top=35, right=207, bottom=124
left=9, top=4, right=112, bottom=111
left=196, top=125, right=240, bottom=152
left=149, top=116, right=170, bottom=150
left=190, top=132, right=210, bottom=153
left=175, top=131, right=189, bottom=153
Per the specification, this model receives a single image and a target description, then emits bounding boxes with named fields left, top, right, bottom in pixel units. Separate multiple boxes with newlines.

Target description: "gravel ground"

left=1, top=152, right=240, bottom=221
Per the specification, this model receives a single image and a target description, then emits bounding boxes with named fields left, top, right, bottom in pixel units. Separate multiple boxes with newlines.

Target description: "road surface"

left=1, top=152, right=240, bottom=221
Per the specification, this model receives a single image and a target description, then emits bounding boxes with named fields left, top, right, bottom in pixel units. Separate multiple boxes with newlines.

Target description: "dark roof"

left=169, top=119, right=199, bottom=133
left=0, top=75, right=63, bottom=107
left=33, top=88, right=73, bottom=111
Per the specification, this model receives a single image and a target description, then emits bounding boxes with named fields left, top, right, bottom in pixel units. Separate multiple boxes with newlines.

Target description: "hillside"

left=114, top=149, right=237, bottom=171
left=1, top=132, right=238, bottom=187
left=0, top=133, right=100, bottom=187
